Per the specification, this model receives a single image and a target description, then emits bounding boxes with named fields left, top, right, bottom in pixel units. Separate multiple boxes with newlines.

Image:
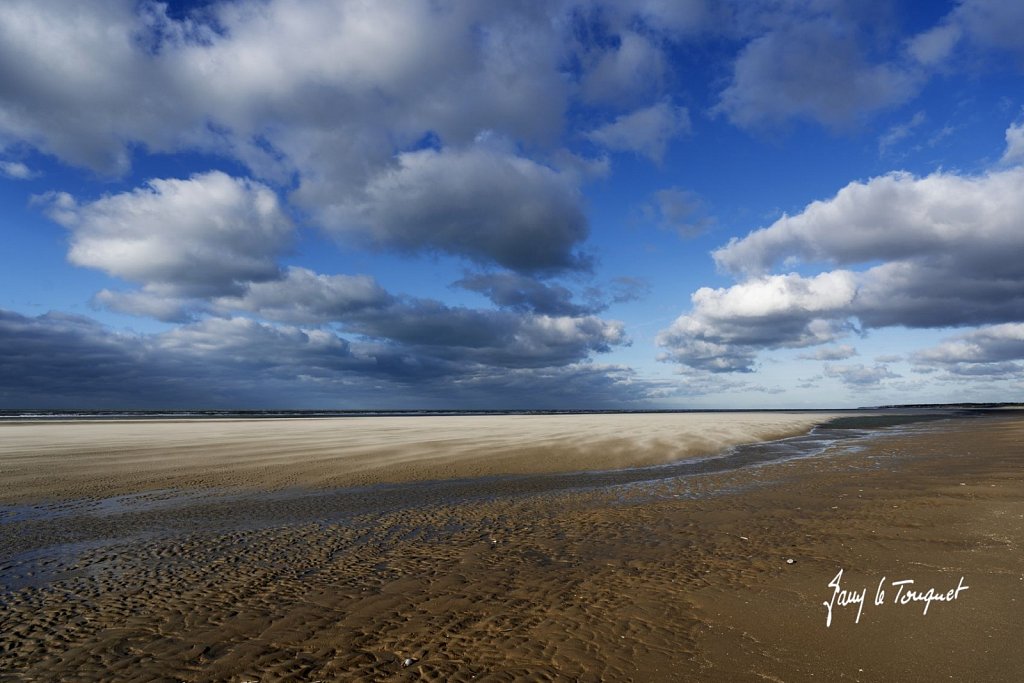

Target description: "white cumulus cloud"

left=42, top=171, right=292, bottom=297
left=1001, top=119, right=1024, bottom=165
left=0, top=160, right=36, bottom=179
left=660, top=167, right=1024, bottom=373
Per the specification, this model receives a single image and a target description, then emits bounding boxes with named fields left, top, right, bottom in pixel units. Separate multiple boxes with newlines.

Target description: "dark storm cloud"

left=327, top=146, right=591, bottom=273
left=0, top=310, right=226, bottom=407
left=213, top=267, right=395, bottom=325
left=0, top=309, right=657, bottom=408
left=343, top=300, right=628, bottom=370
left=213, top=270, right=629, bottom=370
left=454, top=272, right=599, bottom=317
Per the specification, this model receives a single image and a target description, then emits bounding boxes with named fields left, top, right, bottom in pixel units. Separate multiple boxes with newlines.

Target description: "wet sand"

left=1, top=412, right=1022, bottom=681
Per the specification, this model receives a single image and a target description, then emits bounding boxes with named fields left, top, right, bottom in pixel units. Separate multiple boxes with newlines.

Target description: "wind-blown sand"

left=1, top=411, right=1021, bottom=681
left=0, top=412, right=839, bottom=501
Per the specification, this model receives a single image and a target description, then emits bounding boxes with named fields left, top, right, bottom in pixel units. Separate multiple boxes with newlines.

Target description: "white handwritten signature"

left=823, top=568, right=969, bottom=627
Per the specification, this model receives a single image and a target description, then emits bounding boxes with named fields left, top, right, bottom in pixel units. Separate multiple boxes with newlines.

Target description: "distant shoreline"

left=2, top=403, right=1020, bottom=421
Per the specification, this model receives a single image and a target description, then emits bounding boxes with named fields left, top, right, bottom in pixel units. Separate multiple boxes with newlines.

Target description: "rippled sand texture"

left=0, top=412, right=839, bottom=501
left=1, top=413, right=1022, bottom=681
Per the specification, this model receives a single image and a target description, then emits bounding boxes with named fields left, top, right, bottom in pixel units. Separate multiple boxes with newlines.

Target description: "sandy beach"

left=0, top=412, right=840, bottom=501
left=1, top=411, right=1021, bottom=681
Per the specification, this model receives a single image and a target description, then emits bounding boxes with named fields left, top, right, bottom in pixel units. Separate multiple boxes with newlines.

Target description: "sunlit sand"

left=0, top=412, right=840, bottom=500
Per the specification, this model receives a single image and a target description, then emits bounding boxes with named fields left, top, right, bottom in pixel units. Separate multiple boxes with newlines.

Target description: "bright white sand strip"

left=0, top=412, right=845, bottom=500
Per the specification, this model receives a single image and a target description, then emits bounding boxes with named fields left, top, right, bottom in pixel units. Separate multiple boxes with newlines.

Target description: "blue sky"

left=2, top=0, right=1024, bottom=409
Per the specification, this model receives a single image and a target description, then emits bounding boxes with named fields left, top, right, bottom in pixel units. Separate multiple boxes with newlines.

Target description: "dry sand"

left=1, top=411, right=1022, bottom=681
left=0, top=412, right=839, bottom=501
